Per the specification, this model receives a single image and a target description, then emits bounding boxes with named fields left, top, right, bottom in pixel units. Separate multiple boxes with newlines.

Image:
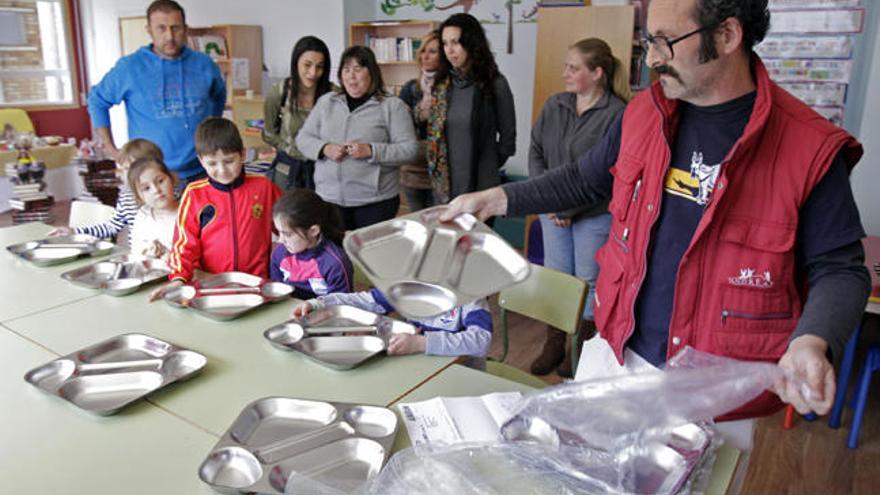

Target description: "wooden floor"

left=2, top=200, right=879, bottom=493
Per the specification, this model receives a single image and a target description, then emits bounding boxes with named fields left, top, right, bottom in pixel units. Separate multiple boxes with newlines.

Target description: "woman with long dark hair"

left=528, top=38, right=629, bottom=378
left=297, top=46, right=417, bottom=230
left=263, top=36, right=332, bottom=190
left=427, top=13, right=516, bottom=203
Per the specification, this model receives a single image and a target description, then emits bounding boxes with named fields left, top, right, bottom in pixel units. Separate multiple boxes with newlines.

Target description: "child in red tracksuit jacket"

left=149, top=118, right=283, bottom=301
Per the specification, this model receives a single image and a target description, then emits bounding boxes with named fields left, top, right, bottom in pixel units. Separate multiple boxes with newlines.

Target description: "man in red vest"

left=443, top=0, right=870, bottom=420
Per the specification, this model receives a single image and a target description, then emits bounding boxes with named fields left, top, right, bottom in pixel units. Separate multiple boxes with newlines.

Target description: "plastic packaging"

left=348, top=347, right=794, bottom=495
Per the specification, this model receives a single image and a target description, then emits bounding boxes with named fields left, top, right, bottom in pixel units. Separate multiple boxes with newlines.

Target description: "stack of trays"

left=264, top=305, right=417, bottom=370
left=24, top=333, right=207, bottom=415
left=502, top=419, right=712, bottom=494
left=6, top=234, right=114, bottom=266
left=61, top=254, right=170, bottom=296
left=344, top=206, right=530, bottom=318
left=164, top=272, right=293, bottom=320
left=198, top=397, right=399, bottom=494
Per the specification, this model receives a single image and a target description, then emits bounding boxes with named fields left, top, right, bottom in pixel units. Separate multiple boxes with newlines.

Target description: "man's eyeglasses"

left=639, top=24, right=719, bottom=60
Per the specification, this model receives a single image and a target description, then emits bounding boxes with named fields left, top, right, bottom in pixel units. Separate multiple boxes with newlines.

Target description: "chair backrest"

left=498, top=263, right=588, bottom=336
left=0, top=108, right=35, bottom=134
left=68, top=200, right=117, bottom=228
left=352, top=263, right=372, bottom=289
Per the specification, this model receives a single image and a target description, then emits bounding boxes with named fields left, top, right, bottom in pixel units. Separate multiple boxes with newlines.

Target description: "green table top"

left=4, top=288, right=457, bottom=437
left=0, top=223, right=121, bottom=322
left=0, top=326, right=219, bottom=494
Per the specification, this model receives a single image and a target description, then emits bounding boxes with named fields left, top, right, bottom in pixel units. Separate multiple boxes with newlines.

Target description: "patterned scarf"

left=426, top=77, right=451, bottom=203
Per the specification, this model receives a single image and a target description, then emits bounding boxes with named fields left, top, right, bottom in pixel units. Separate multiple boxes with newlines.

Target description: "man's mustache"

left=654, top=64, right=682, bottom=83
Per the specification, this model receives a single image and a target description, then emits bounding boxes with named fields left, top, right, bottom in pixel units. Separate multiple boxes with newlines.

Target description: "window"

left=0, top=0, right=75, bottom=107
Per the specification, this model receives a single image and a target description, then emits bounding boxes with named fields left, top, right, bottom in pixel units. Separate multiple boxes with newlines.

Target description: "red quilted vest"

left=593, top=57, right=863, bottom=420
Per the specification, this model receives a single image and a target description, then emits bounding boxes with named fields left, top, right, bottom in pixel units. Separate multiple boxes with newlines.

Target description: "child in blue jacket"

left=293, top=290, right=492, bottom=367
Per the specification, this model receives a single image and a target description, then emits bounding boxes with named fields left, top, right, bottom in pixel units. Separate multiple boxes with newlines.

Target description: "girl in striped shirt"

left=49, top=139, right=163, bottom=244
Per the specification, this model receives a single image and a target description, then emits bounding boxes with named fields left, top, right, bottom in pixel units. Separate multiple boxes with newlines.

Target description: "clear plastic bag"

left=354, top=348, right=794, bottom=495
left=285, top=348, right=804, bottom=494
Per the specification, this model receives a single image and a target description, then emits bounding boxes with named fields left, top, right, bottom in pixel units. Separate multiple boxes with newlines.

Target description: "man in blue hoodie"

left=88, top=0, right=226, bottom=183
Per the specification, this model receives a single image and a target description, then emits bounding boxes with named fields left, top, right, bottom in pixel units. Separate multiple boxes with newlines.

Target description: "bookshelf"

left=187, top=24, right=264, bottom=105
left=349, top=20, right=437, bottom=95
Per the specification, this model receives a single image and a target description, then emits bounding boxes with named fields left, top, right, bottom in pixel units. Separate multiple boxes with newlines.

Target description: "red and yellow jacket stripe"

left=169, top=173, right=282, bottom=281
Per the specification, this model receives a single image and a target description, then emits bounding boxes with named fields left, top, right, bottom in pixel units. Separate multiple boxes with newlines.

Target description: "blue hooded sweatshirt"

left=88, top=45, right=227, bottom=178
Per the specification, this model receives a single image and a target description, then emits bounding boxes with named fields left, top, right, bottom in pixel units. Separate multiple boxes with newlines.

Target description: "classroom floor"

left=2, top=199, right=878, bottom=493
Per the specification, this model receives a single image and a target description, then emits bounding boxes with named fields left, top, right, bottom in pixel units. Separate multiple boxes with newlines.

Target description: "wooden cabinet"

left=349, top=20, right=436, bottom=95
left=187, top=24, right=263, bottom=105
left=532, top=5, right=635, bottom=122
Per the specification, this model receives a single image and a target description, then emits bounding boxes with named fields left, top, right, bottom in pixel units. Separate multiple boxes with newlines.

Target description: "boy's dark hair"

left=147, top=0, right=186, bottom=24
left=336, top=45, right=386, bottom=98
left=272, top=188, right=345, bottom=246
left=694, top=0, right=770, bottom=62
left=195, top=117, right=244, bottom=156
left=127, top=157, right=176, bottom=205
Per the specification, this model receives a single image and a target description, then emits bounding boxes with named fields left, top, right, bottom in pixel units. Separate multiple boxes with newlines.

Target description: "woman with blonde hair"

left=398, top=30, right=441, bottom=211
left=528, top=38, right=629, bottom=378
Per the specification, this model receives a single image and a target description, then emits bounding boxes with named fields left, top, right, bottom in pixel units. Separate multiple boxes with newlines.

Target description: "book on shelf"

left=9, top=196, right=54, bottom=211
left=363, top=35, right=422, bottom=62
left=12, top=182, right=44, bottom=193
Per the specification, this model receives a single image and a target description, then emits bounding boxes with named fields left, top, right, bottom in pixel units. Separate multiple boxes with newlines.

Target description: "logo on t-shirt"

left=664, top=151, right=722, bottom=206
left=251, top=203, right=264, bottom=219
left=728, top=267, right=773, bottom=288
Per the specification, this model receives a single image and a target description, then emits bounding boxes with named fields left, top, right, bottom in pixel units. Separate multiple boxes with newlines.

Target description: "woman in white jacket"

left=297, top=45, right=417, bottom=230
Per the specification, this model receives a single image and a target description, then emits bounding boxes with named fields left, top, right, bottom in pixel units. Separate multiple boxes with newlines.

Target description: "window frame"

left=0, top=0, right=81, bottom=110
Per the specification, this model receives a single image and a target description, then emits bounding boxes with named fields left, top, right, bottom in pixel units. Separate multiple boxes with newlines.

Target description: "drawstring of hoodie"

left=179, top=52, right=187, bottom=127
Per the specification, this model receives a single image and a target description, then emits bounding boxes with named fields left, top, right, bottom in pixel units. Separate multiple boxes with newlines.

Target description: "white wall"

left=79, top=0, right=348, bottom=144
left=851, top=25, right=880, bottom=236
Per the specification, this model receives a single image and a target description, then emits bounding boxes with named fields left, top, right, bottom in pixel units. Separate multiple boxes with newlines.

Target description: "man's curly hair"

left=694, top=0, right=770, bottom=62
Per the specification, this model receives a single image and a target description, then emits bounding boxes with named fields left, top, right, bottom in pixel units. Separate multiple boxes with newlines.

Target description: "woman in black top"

left=427, top=13, right=516, bottom=203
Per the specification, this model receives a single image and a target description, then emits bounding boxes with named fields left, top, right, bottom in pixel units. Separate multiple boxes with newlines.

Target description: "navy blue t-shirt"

left=630, top=92, right=755, bottom=364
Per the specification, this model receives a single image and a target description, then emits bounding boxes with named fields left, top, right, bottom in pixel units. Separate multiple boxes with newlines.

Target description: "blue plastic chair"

left=829, top=323, right=863, bottom=429
left=847, top=344, right=880, bottom=449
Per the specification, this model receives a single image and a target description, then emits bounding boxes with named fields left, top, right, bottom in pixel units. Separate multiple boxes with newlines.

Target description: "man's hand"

left=93, top=127, right=119, bottom=160
left=48, top=226, right=73, bottom=237
left=387, top=334, right=427, bottom=355
left=149, top=280, right=184, bottom=302
left=439, top=187, right=509, bottom=222
left=344, top=142, right=372, bottom=160
left=322, top=143, right=348, bottom=161
left=774, top=334, right=836, bottom=415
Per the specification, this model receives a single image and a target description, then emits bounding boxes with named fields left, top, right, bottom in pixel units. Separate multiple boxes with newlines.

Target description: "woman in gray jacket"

left=528, top=38, right=629, bottom=378
left=297, top=46, right=417, bottom=229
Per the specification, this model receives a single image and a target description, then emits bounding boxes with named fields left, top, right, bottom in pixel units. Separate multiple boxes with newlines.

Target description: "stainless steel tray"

left=263, top=305, right=416, bottom=370
left=24, top=333, right=207, bottom=415
left=344, top=206, right=530, bottom=318
left=60, top=254, right=170, bottom=296
left=6, top=234, right=115, bottom=266
left=164, top=272, right=293, bottom=321
left=503, top=419, right=710, bottom=494
left=198, top=397, right=398, bottom=494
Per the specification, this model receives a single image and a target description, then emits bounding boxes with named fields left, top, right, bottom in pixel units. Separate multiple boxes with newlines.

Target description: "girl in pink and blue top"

left=270, top=188, right=353, bottom=299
